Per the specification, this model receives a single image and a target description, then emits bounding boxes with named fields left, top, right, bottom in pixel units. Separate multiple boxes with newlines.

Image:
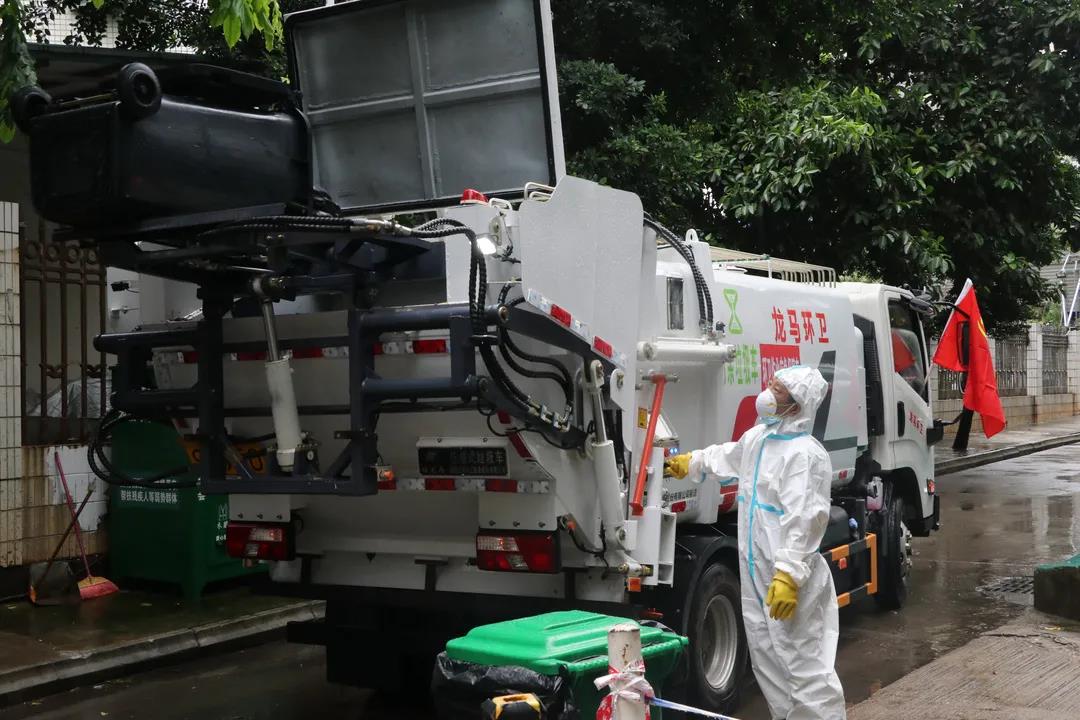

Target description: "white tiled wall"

left=0, top=202, right=22, bottom=566
left=0, top=203, right=106, bottom=567
left=45, top=445, right=106, bottom=532
left=43, top=12, right=120, bottom=48
left=41, top=11, right=196, bottom=54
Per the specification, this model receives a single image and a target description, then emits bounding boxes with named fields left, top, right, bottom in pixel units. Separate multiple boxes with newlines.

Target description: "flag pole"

left=952, top=405, right=973, bottom=451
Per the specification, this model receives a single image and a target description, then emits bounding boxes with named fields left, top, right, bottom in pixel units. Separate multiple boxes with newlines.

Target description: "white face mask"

left=756, top=387, right=796, bottom=423
left=755, top=388, right=779, bottom=419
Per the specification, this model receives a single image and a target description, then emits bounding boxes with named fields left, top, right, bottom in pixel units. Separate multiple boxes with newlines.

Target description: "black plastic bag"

left=431, top=652, right=580, bottom=720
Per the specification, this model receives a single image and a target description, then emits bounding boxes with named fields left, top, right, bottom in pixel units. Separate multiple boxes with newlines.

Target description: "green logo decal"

left=724, top=288, right=743, bottom=334
left=726, top=344, right=759, bottom=386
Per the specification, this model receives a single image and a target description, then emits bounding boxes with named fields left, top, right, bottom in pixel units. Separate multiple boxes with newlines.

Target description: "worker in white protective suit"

left=665, top=365, right=845, bottom=720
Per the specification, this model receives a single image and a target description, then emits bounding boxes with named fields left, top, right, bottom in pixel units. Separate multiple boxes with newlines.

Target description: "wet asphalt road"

left=10, top=444, right=1080, bottom=720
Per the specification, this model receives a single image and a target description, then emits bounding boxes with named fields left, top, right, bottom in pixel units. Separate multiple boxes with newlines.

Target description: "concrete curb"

left=0, top=600, right=324, bottom=707
left=935, top=431, right=1080, bottom=476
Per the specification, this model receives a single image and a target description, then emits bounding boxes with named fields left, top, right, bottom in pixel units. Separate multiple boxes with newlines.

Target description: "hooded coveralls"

left=688, top=366, right=846, bottom=720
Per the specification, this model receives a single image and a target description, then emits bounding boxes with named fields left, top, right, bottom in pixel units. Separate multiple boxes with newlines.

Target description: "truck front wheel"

left=874, top=484, right=912, bottom=610
left=686, top=562, right=748, bottom=713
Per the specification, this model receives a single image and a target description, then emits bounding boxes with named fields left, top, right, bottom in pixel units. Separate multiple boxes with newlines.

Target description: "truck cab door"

left=885, top=295, right=934, bottom=485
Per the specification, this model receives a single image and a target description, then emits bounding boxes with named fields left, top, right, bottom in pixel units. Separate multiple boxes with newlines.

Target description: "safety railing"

left=995, top=335, right=1029, bottom=397
left=1042, top=328, right=1069, bottom=395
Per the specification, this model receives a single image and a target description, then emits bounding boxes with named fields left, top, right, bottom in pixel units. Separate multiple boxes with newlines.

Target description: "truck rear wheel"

left=874, top=484, right=911, bottom=610
left=686, top=562, right=747, bottom=712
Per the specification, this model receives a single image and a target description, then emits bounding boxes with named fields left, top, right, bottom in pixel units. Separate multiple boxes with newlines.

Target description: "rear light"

left=412, top=338, right=448, bottom=354
left=461, top=188, right=488, bottom=204
left=225, top=521, right=294, bottom=561
left=484, top=478, right=518, bottom=493
left=550, top=304, right=572, bottom=327
left=425, top=477, right=456, bottom=491
left=476, top=531, right=559, bottom=573
left=291, top=346, right=324, bottom=359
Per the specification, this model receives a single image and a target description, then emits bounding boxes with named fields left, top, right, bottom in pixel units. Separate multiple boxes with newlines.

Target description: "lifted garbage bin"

left=433, top=611, right=687, bottom=719
left=108, top=418, right=264, bottom=601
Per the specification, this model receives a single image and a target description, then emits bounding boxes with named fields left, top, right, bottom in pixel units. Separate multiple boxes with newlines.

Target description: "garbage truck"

left=12, top=0, right=942, bottom=713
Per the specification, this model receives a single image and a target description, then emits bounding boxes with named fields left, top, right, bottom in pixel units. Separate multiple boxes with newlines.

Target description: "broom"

left=28, top=487, right=94, bottom=605
left=55, top=451, right=119, bottom=600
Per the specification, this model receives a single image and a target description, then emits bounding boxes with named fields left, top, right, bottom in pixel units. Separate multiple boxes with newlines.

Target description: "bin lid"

left=445, top=611, right=677, bottom=676
left=285, top=0, right=565, bottom=215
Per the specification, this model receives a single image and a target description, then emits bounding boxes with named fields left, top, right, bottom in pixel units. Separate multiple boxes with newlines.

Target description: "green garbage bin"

left=108, top=419, right=264, bottom=601
left=435, top=610, right=687, bottom=719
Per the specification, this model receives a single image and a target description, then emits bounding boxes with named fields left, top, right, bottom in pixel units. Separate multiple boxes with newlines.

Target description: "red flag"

left=932, top=279, right=1006, bottom=437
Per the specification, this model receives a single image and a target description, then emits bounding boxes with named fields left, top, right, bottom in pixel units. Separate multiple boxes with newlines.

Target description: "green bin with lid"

left=436, top=610, right=687, bottom=719
left=108, top=418, right=265, bottom=601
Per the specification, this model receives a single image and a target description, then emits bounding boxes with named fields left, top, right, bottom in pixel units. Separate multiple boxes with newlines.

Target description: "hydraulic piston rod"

left=256, top=279, right=302, bottom=472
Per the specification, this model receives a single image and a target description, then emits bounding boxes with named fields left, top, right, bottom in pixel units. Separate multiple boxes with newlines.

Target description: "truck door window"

left=888, top=299, right=928, bottom=399
left=667, top=277, right=684, bottom=330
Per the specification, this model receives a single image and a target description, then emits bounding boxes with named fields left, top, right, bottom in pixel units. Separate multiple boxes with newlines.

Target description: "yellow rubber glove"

left=664, top=453, right=691, bottom=479
left=765, top=570, right=799, bottom=621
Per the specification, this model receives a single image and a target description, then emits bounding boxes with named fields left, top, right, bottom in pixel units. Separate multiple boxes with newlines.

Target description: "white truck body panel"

left=132, top=176, right=935, bottom=604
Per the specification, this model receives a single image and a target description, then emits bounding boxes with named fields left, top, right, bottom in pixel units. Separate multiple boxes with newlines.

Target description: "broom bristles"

left=78, top=575, right=119, bottom=600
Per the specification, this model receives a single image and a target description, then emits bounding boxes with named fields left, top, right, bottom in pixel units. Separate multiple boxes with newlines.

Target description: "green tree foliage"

left=0, top=0, right=292, bottom=141
left=553, top=0, right=1080, bottom=330
left=3, top=0, right=1079, bottom=330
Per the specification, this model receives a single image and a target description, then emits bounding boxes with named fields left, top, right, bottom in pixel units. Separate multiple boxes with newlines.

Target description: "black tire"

left=10, top=86, right=52, bottom=133
left=685, top=561, right=748, bottom=713
left=116, top=63, right=162, bottom=120
left=874, top=483, right=911, bottom=610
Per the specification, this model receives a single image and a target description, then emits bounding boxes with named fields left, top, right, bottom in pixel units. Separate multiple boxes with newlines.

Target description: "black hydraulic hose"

left=198, top=215, right=355, bottom=237
left=645, top=216, right=713, bottom=329
left=88, top=410, right=198, bottom=489
left=409, top=223, right=546, bottom=421
left=479, top=343, right=540, bottom=411
left=410, top=222, right=487, bottom=335
left=668, top=229, right=712, bottom=327
left=496, top=287, right=574, bottom=394
left=496, top=332, right=573, bottom=406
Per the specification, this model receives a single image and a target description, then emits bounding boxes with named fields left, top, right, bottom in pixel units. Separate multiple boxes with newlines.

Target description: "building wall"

left=0, top=199, right=106, bottom=570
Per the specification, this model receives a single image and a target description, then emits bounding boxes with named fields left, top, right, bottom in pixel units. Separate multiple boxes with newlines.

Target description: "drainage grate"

left=979, top=576, right=1035, bottom=600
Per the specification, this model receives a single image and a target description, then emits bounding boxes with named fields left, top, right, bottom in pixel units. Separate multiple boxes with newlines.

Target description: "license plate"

left=418, top=446, right=508, bottom=476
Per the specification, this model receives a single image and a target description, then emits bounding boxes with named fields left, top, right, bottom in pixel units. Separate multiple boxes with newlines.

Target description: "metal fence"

left=995, top=335, right=1029, bottom=397
left=1042, top=329, right=1069, bottom=395
left=937, top=367, right=965, bottom=400
left=19, top=219, right=108, bottom=445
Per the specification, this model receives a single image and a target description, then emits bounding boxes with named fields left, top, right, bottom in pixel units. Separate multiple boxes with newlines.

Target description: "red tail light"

left=412, top=338, right=448, bottom=354
left=425, top=477, right=456, bottom=491
left=476, top=531, right=558, bottom=573
left=550, top=304, right=572, bottom=327
left=484, top=478, right=518, bottom=493
left=225, top=522, right=294, bottom=561
left=291, top=346, right=324, bottom=359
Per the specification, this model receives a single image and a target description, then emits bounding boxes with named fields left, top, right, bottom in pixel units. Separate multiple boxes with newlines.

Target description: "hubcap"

left=133, top=76, right=155, bottom=104
left=900, top=521, right=913, bottom=579
left=700, top=594, right=739, bottom=691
